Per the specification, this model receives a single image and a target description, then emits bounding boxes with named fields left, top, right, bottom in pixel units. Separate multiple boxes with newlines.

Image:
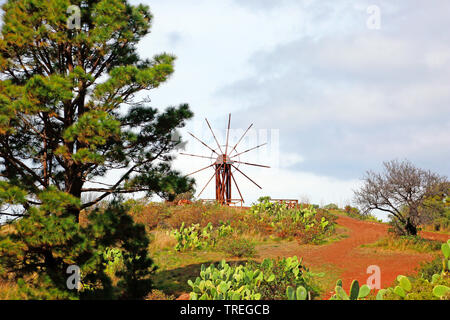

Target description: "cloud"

left=216, top=1, right=450, bottom=180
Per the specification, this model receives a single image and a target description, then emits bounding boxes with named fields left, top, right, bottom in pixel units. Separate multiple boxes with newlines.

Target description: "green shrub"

left=420, top=192, right=450, bottom=233
left=103, top=247, right=124, bottom=282
left=419, top=256, right=444, bottom=281
left=344, top=205, right=380, bottom=222
left=220, top=239, right=256, bottom=258
left=429, top=216, right=450, bottom=232
left=324, top=203, right=339, bottom=210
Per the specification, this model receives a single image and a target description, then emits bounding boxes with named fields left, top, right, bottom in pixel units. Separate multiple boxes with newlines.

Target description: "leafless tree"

left=354, top=160, right=448, bottom=235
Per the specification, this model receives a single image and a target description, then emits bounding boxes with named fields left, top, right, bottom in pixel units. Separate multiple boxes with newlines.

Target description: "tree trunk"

left=66, top=170, right=83, bottom=222
left=404, top=218, right=417, bottom=236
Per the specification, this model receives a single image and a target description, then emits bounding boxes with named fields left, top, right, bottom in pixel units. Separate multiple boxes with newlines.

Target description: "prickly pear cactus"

left=441, top=240, right=450, bottom=274
left=329, top=279, right=371, bottom=300
left=433, top=285, right=450, bottom=299
left=286, top=286, right=308, bottom=300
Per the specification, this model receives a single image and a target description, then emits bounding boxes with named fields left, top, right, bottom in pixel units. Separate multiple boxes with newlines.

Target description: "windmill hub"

left=216, top=154, right=234, bottom=165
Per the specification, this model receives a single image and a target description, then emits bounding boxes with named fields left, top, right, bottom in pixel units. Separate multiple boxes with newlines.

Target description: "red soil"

left=257, top=215, right=449, bottom=299
left=174, top=214, right=449, bottom=300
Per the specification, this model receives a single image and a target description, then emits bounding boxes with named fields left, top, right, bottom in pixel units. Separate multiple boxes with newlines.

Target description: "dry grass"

left=145, top=289, right=175, bottom=300
left=0, top=280, right=19, bottom=300
left=148, top=230, right=177, bottom=252
left=0, top=223, right=15, bottom=236
left=0, top=224, right=19, bottom=300
left=127, top=200, right=263, bottom=232
left=362, top=236, right=442, bottom=253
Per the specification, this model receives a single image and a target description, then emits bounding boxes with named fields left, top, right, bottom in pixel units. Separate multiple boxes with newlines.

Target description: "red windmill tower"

left=181, top=114, right=270, bottom=205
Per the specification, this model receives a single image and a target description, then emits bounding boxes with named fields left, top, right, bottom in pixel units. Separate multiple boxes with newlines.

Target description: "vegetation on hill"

left=362, top=235, right=442, bottom=253
left=123, top=197, right=338, bottom=253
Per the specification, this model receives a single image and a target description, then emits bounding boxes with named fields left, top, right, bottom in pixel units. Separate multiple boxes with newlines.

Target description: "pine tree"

left=0, top=0, right=194, bottom=221
left=0, top=0, right=194, bottom=298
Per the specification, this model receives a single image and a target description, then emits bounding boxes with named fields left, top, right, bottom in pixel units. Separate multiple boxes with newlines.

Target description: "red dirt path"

left=256, top=215, right=449, bottom=299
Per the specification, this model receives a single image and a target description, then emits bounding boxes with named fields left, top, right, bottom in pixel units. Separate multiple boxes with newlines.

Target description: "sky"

left=127, top=0, right=450, bottom=220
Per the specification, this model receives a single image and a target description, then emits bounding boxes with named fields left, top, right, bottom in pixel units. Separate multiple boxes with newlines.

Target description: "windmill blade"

left=231, top=142, right=267, bottom=159
left=225, top=113, right=231, bottom=155
left=230, top=171, right=244, bottom=202
left=229, top=123, right=253, bottom=155
left=205, top=118, right=223, bottom=154
left=180, top=152, right=215, bottom=160
left=232, top=160, right=270, bottom=168
left=197, top=165, right=221, bottom=198
left=232, top=164, right=262, bottom=189
left=185, top=163, right=215, bottom=177
left=188, top=132, right=219, bottom=155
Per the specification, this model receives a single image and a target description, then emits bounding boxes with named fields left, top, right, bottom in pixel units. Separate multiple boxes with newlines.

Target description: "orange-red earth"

left=175, top=215, right=449, bottom=300
left=257, top=215, right=449, bottom=299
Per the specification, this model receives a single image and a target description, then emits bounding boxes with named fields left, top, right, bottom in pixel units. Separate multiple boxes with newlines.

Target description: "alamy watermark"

left=67, top=5, right=81, bottom=30
left=66, top=264, right=81, bottom=290
left=366, top=265, right=381, bottom=289
left=367, top=5, right=381, bottom=30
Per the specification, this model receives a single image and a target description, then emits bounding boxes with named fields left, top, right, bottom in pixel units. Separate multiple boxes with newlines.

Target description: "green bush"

left=419, top=256, right=444, bottom=281
left=102, top=247, right=124, bottom=282
left=220, top=239, right=256, bottom=258
left=344, top=205, right=380, bottom=222
left=420, top=192, right=450, bottom=232
left=323, top=203, right=339, bottom=210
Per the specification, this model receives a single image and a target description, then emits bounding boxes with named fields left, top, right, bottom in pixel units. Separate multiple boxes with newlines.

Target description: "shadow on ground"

left=153, top=260, right=250, bottom=296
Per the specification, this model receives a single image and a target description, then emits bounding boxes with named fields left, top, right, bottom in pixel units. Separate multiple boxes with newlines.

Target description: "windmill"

left=181, top=114, right=270, bottom=206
